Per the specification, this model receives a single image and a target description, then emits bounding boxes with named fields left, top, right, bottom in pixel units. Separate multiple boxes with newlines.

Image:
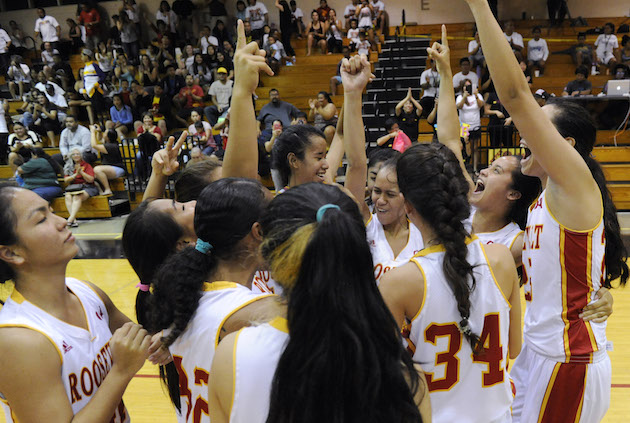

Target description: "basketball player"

left=462, top=1, right=629, bottom=421
left=147, top=178, right=281, bottom=423
left=208, top=183, right=430, bottom=423
left=0, top=185, right=153, bottom=422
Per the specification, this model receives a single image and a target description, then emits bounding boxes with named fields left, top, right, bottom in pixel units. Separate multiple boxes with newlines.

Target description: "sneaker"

left=286, top=61, right=294, bottom=66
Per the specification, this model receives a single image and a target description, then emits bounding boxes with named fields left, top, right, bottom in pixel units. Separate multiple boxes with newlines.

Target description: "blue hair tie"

left=316, top=204, right=340, bottom=222
left=195, top=239, right=213, bottom=254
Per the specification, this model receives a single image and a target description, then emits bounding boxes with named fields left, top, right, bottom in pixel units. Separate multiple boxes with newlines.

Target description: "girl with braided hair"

left=379, top=141, right=522, bottom=422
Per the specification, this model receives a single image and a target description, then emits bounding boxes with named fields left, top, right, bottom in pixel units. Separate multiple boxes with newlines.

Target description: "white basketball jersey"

left=476, top=222, right=523, bottom=250
left=0, top=278, right=129, bottom=422
left=251, top=271, right=284, bottom=296
left=167, top=281, right=273, bottom=423
left=409, top=238, right=513, bottom=423
left=230, top=317, right=289, bottom=423
left=366, top=214, right=424, bottom=283
left=521, top=190, right=607, bottom=363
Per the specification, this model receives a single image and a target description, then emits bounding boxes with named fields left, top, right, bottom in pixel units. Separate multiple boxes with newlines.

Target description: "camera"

left=464, top=85, right=473, bottom=95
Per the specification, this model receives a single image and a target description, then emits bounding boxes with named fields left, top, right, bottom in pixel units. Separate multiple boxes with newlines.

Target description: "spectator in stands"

left=620, top=36, right=630, bottom=67
left=193, top=120, right=218, bottom=155
left=40, top=42, right=58, bottom=69
left=326, top=9, right=344, bottom=54
left=56, top=115, right=96, bottom=168
left=188, top=146, right=208, bottom=164
left=135, top=112, right=163, bottom=179
left=90, top=125, right=126, bottom=196
left=204, top=0, right=228, bottom=33
left=30, top=93, right=61, bottom=147
left=205, top=67, right=233, bottom=125
left=468, top=31, right=484, bottom=77
left=456, top=80, right=484, bottom=171
left=484, top=89, right=513, bottom=147
left=17, top=147, right=63, bottom=202
left=138, top=54, right=159, bottom=86
left=503, top=20, right=523, bottom=60
left=189, top=53, right=213, bottom=86
left=116, top=79, right=133, bottom=107
left=0, top=99, right=7, bottom=165
left=8, top=21, right=28, bottom=57
left=290, top=0, right=305, bottom=36
left=527, top=26, right=549, bottom=76
left=114, top=54, right=136, bottom=84
left=347, top=18, right=359, bottom=50
left=371, top=0, right=388, bottom=37
left=108, top=15, right=123, bottom=50
left=117, top=12, right=140, bottom=64
left=594, top=23, right=620, bottom=74
left=108, top=94, right=133, bottom=139
left=175, top=74, right=204, bottom=120
left=120, top=0, right=141, bottom=40
left=63, top=148, right=98, bottom=227
left=567, top=32, right=595, bottom=69
left=376, top=118, right=400, bottom=148
left=199, top=25, right=219, bottom=54
left=309, top=91, right=337, bottom=145
left=355, top=0, right=374, bottom=45
left=0, top=24, right=11, bottom=73
left=129, top=80, right=152, bottom=117
left=419, top=57, right=439, bottom=116
left=162, top=64, right=186, bottom=100
left=275, top=0, right=296, bottom=59
left=265, top=34, right=288, bottom=73
left=78, top=2, right=102, bottom=50
left=188, top=110, right=212, bottom=135
left=215, top=50, right=234, bottom=80
left=223, top=40, right=235, bottom=59
left=95, top=42, right=114, bottom=77
left=533, top=88, right=552, bottom=107
left=291, top=111, right=308, bottom=125
left=157, top=1, right=178, bottom=37
left=247, top=0, right=269, bottom=42
left=52, top=54, right=76, bottom=93
left=330, top=46, right=351, bottom=95
left=80, top=48, right=107, bottom=125
left=602, top=64, right=630, bottom=94
left=66, top=19, right=84, bottom=52
left=34, top=8, right=61, bottom=48
left=7, top=56, right=31, bottom=100
left=562, top=65, right=592, bottom=97
left=305, top=10, right=327, bottom=56
left=235, top=1, right=247, bottom=23
left=173, top=0, right=195, bottom=43
left=453, top=56, right=478, bottom=96
left=356, top=31, right=371, bottom=56
left=395, top=87, right=422, bottom=143
left=257, top=88, right=301, bottom=143
left=316, top=0, right=331, bottom=21
left=7, top=122, right=41, bottom=173
left=146, top=82, right=177, bottom=133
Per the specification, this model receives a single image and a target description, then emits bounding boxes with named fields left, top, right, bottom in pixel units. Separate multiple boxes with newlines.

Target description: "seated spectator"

left=290, top=0, right=305, bottom=35
left=419, top=57, right=439, bottom=116
left=30, top=93, right=62, bottom=147
left=137, top=54, right=159, bottom=87
left=257, top=88, right=300, bottom=143
left=309, top=91, right=337, bottom=145
left=343, top=0, right=358, bottom=28
left=40, top=42, right=59, bottom=68
left=188, top=146, right=209, bottom=165
left=189, top=53, right=214, bottom=87
left=395, top=87, right=422, bottom=142
left=317, top=0, right=331, bottom=21
left=265, top=34, right=287, bottom=74
left=7, top=55, right=31, bottom=100
left=130, top=80, right=153, bottom=117
left=327, top=9, right=344, bottom=54
left=90, top=125, right=126, bottom=196
left=355, top=0, right=374, bottom=45
left=8, top=20, right=28, bottom=57
left=63, top=148, right=98, bottom=227
left=181, top=44, right=196, bottom=69
left=305, top=10, right=327, bottom=56
left=114, top=53, right=135, bottom=84
left=55, top=115, right=96, bottom=168
left=222, top=40, right=235, bottom=59
left=66, top=18, right=85, bottom=52
left=519, top=59, right=533, bottom=86
left=162, top=64, right=186, bottom=99
left=205, top=67, right=233, bottom=125
left=116, top=79, right=133, bottom=107
left=291, top=111, right=308, bottom=125
left=621, top=36, right=630, bottom=67
left=376, top=118, right=400, bottom=148
left=565, top=32, right=596, bottom=69
left=527, top=26, right=548, bottom=76
left=188, top=110, right=212, bottom=134
left=371, top=0, right=388, bottom=37
left=52, top=54, right=76, bottom=93
left=468, top=31, right=484, bottom=77
left=562, top=65, right=592, bottom=97
left=246, top=0, right=269, bottom=42
left=503, top=20, right=523, bottom=60
left=356, top=31, right=371, bottom=56
left=602, top=64, right=630, bottom=94
left=95, top=41, right=114, bottom=76
left=200, top=25, right=220, bottom=53
left=235, top=0, right=247, bottom=23
left=456, top=81, right=484, bottom=171
left=453, top=57, right=478, bottom=96
left=147, top=82, right=178, bottom=133
left=533, top=88, right=552, bottom=107
left=203, top=44, right=219, bottom=69
left=134, top=113, right=163, bottom=179
left=156, top=34, right=176, bottom=71
left=213, top=20, right=232, bottom=46
left=17, top=147, right=63, bottom=202
left=347, top=18, right=360, bottom=51
left=135, top=112, right=163, bottom=143
left=192, top=120, right=218, bottom=155
left=594, top=22, right=619, bottom=74
left=7, top=122, right=41, bottom=173
left=157, top=0, right=178, bottom=37
left=330, top=46, right=351, bottom=95
left=214, top=51, right=234, bottom=80
left=107, top=94, right=134, bottom=139
left=175, top=74, right=205, bottom=120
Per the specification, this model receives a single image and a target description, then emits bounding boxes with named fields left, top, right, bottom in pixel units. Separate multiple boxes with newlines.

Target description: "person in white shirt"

left=290, top=0, right=305, bottom=35
left=246, top=0, right=269, bottom=41
left=527, top=26, right=549, bottom=76
left=0, top=24, right=11, bottom=72
left=452, top=57, right=479, bottom=96
left=357, top=31, right=371, bottom=56
left=199, top=25, right=219, bottom=53
left=187, top=109, right=213, bottom=135
left=156, top=1, right=178, bottom=34
left=347, top=18, right=360, bottom=50
left=419, top=58, right=439, bottom=113
left=456, top=80, right=484, bottom=171
left=204, top=67, right=233, bottom=125
left=594, top=22, right=619, bottom=73
left=370, top=0, right=388, bottom=36
left=40, top=41, right=59, bottom=67
left=34, top=8, right=60, bottom=44
left=503, top=20, right=523, bottom=59
left=468, top=31, right=484, bottom=74
left=7, top=56, right=32, bottom=100
left=343, top=0, right=359, bottom=28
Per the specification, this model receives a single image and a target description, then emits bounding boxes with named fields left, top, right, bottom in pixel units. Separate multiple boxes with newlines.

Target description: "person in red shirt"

left=77, top=2, right=101, bottom=49
left=63, top=148, right=98, bottom=227
left=316, top=0, right=331, bottom=21
left=175, top=74, right=205, bottom=119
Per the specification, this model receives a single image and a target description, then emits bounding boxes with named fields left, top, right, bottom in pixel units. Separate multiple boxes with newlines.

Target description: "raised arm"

left=463, top=0, right=600, bottom=228
left=324, top=106, right=344, bottom=184
left=222, top=20, right=274, bottom=179
left=143, top=133, right=186, bottom=200
left=90, top=125, right=108, bottom=154
left=395, top=87, right=412, bottom=116
left=430, top=25, right=474, bottom=191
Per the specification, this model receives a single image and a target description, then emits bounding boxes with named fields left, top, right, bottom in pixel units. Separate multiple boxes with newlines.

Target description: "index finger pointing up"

left=441, top=24, right=449, bottom=49
left=236, top=19, right=246, bottom=50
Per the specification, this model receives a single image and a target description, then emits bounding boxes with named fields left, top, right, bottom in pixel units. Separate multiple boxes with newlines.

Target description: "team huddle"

left=0, top=0, right=628, bottom=422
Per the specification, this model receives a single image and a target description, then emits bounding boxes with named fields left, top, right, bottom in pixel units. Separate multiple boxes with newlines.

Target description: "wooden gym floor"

left=1, top=256, right=629, bottom=422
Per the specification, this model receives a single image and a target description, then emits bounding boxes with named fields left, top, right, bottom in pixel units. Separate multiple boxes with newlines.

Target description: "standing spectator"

left=77, top=2, right=102, bottom=50
left=395, top=87, right=422, bottom=143
left=56, top=115, right=96, bottom=168
left=562, top=65, right=592, bottom=97
left=0, top=24, right=11, bottom=73
left=547, top=0, right=567, bottom=27
left=172, top=0, right=195, bottom=43
left=344, top=0, right=359, bottom=29
left=30, top=94, right=62, bottom=147
left=175, top=74, right=204, bottom=120
left=305, top=10, right=327, bottom=56
left=484, top=91, right=513, bottom=147
left=108, top=16, right=123, bottom=50
left=257, top=88, right=301, bottom=142
left=468, top=31, right=484, bottom=77
left=79, top=49, right=107, bottom=124
left=329, top=46, right=351, bottom=95
left=17, top=147, right=63, bottom=201
left=355, top=0, right=374, bottom=44
left=7, top=56, right=31, bottom=100
left=52, top=54, right=76, bottom=93
left=66, top=19, right=84, bottom=52
left=594, top=23, right=619, bottom=74
left=117, top=12, right=140, bottom=63
left=503, top=20, right=523, bottom=59
left=308, top=91, right=337, bottom=145
left=453, top=57, right=478, bottom=96
left=8, top=21, right=28, bottom=57
left=90, top=125, right=126, bottom=196
left=206, top=0, right=229, bottom=33
left=121, top=0, right=142, bottom=41
left=63, top=148, right=98, bottom=227
left=316, top=0, right=331, bottom=22
left=326, top=9, right=344, bottom=54
left=290, top=1, right=305, bottom=36
left=370, top=0, right=388, bottom=37
left=456, top=81, right=484, bottom=171
left=40, top=42, right=58, bottom=68
left=275, top=0, right=296, bottom=58
left=419, top=58, right=439, bottom=115
left=527, top=26, right=549, bottom=76
left=246, top=0, right=269, bottom=42
left=34, top=8, right=61, bottom=47
left=157, top=1, right=178, bottom=37
left=108, top=94, right=134, bottom=139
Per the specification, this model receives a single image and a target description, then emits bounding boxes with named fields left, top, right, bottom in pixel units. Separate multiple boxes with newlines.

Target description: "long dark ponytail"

left=507, top=155, right=541, bottom=230
left=547, top=99, right=629, bottom=287
left=260, top=183, right=421, bottom=423
left=0, top=185, right=20, bottom=289
left=397, top=143, right=481, bottom=352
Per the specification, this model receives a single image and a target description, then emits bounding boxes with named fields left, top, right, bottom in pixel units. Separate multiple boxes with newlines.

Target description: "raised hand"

left=341, top=54, right=375, bottom=94
left=426, top=25, right=450, bottom=74
left=151, top=131, right=187, bottom=176
left=234, top=20, right=274, bottom=95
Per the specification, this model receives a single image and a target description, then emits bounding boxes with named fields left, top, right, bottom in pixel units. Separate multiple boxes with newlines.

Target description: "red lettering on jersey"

left=80, top=367, right=94, bottom=396
left=531, top=197, right=543, bottom=211
left=524, top=224, right=544, bottom=250
left=69, top=373, right=82, bottom=403
left=533, top=225, right=544, bottom=249
left=93, top=360, right=103, bottom=387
